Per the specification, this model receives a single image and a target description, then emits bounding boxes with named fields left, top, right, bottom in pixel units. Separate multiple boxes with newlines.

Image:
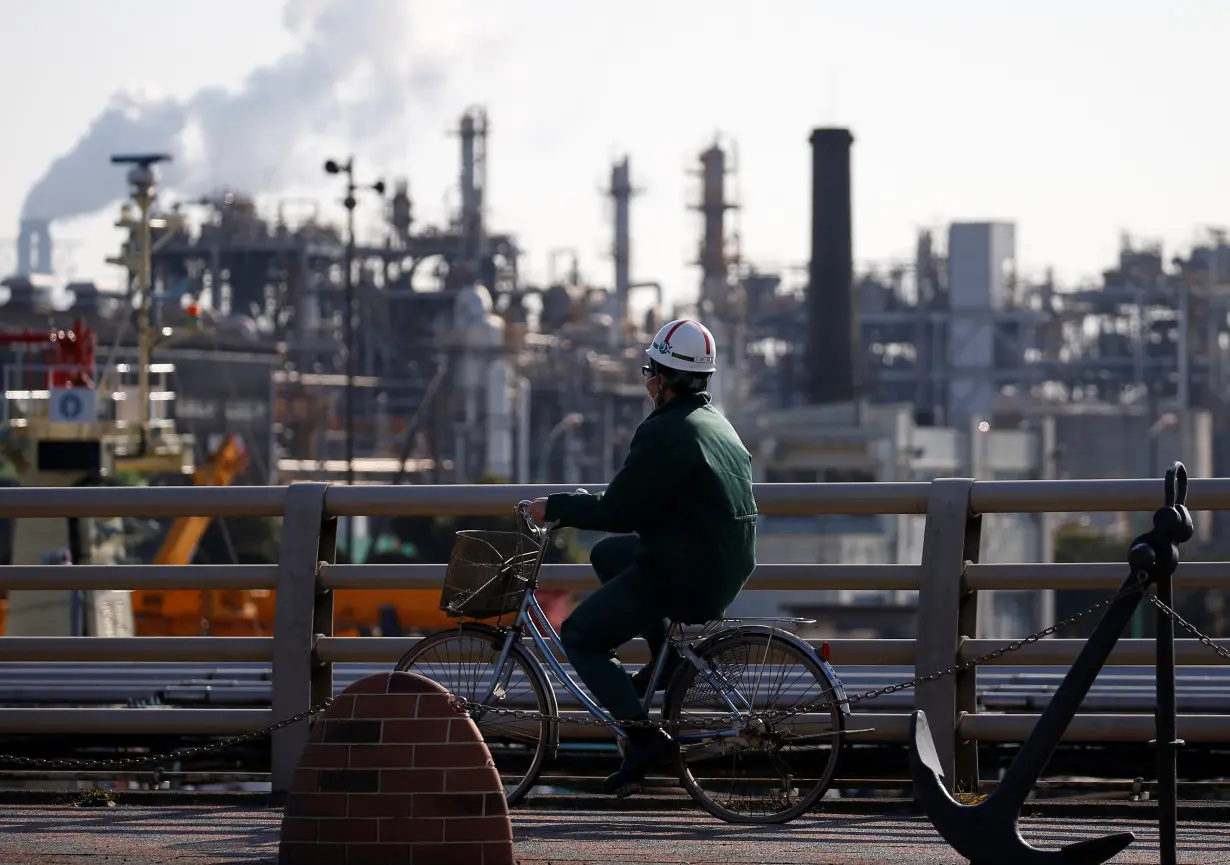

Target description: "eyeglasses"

left=641, top=366, right=653, bottom=378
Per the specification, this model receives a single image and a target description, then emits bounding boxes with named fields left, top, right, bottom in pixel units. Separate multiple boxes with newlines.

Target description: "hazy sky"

left=1, top=0, right=1226, bottom=308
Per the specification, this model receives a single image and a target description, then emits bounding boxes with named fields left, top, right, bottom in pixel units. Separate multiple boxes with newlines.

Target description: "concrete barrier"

left=279, top=671, right=512, bottom=865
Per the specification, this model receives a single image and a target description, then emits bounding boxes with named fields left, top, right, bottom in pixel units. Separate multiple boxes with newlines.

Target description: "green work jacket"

left=544, top=391, right=758, bottom=619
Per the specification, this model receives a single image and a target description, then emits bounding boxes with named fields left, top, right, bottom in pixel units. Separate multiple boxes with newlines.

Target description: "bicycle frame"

left=467, top=500, right=758, bottom=744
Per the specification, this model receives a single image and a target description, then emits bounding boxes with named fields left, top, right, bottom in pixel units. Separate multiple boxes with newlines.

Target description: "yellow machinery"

left=153, top=435, right=248, bottom=567
left=126, top=433, right=573, bottom=636
left=129, top=434, right=273, bottom=637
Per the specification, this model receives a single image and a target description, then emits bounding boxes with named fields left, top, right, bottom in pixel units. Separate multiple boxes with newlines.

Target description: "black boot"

left=630, top=646, right=682, bottom=698
left=603, top=725, right=677, bottom=796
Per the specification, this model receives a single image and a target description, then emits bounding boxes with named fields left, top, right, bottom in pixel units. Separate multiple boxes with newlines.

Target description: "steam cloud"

left=21, top=0, right=444, bottom=221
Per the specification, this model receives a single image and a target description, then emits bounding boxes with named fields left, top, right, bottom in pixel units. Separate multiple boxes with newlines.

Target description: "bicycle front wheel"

left=663, top=628, right=845, bottom=824
left=394, top=623, right=556, bottom=806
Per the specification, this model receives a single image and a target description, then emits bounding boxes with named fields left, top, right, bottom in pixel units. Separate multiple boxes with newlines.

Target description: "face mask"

left=653, top=375, right=671, bottom=410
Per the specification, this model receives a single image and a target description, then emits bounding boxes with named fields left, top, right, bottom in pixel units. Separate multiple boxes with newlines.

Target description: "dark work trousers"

left=559, top=535, right=671, bottom=723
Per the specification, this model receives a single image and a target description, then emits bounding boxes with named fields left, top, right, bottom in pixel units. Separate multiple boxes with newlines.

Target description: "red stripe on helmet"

left=663, top=320, right=690, bottom=343
left=663, top=320, right=711, bottom=355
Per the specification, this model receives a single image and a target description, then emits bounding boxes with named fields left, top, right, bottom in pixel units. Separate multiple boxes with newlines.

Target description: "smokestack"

left=17, top=218, right=53, bottom=276
left=609, top=156, right=632, bottom=345
left=806, top=128, right=858, bottom=406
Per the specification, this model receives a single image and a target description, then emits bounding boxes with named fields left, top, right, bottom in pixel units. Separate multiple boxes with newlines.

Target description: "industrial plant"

left=1, top=107, right=1227, bottom=645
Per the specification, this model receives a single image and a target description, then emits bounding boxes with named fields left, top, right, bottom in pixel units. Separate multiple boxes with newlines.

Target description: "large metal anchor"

left=910, top=462, right=1195, bottom=865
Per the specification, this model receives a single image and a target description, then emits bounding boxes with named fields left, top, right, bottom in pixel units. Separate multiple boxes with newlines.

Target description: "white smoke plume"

left=21, top=0, right=446, bottom=221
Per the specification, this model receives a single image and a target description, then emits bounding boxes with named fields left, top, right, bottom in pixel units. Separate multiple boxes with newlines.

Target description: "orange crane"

left=131, top=434, right=270, bottom=636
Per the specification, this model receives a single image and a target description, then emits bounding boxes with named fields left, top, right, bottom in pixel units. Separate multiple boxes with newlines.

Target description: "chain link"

left=452, top=575, right=1153, bottom=732
left=1149, top=594, right=1230, bottom=662
left=0, top=700, right=334, bottom=770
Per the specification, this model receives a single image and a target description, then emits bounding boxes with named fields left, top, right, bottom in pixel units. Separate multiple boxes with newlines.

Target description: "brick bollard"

left=279, top=671, right=514, bottom=865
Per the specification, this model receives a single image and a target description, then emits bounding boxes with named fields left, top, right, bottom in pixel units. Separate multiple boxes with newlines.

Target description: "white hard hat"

left=646, top=319, right=717, bottom=374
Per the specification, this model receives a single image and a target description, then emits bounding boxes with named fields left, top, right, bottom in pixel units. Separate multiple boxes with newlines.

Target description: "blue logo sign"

left=58, top=392, right=83, bottom=419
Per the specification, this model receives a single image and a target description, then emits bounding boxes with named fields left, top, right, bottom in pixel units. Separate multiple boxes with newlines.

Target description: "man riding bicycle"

left=528, top=319, right=758, bottom=794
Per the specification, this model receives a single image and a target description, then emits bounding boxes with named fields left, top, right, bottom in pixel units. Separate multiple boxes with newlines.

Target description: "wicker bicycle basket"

left=439, top=529, right=542, bottom=619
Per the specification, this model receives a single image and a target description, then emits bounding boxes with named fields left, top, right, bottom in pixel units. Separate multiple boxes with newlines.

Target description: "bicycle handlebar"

left=516, top=488, right=589, bottom=537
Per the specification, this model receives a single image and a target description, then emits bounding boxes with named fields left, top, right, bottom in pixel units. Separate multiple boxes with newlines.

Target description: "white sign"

left=48, top=387, right=98, bottom=423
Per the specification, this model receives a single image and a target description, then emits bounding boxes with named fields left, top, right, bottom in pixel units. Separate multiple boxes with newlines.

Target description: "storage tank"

left=485, top=359, right=515, bottom=481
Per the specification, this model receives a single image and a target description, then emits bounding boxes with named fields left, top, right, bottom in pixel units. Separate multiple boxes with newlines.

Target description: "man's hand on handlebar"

left=528, top=497, right=548, bottom=524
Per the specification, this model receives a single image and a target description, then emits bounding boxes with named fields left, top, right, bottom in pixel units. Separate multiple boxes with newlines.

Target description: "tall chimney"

left=609, top=156, right=632, bottom=345
left=806, top=128, right=858, bottom=405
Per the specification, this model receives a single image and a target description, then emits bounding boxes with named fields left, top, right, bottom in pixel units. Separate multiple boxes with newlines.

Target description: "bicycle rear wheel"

left=662, top=628, right=845, bottom=824
left=394, top=622, right=556, bottom=806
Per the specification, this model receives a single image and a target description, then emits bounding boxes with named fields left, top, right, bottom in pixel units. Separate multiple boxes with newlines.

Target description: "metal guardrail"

left=6, top=662, right=1228, bottom=714
left=0, top=478, right=1229, bottom=795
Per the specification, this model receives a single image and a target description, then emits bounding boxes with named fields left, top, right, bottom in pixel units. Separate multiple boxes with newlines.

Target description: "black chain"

left=1149, top=594, right=1230, bottom=662
left=0, top=700, right=334, bottom=770
left=451, top=576, right=1152, bottom=731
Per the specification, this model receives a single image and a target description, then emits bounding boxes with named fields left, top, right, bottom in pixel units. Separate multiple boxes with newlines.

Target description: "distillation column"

left=608, top=157, right=634, bottom=346
left=694, top=140, right=744, bottom=411
left=458, top=108, right=488, bottom=284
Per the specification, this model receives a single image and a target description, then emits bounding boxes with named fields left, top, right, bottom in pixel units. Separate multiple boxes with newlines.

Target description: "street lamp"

left=538, top=413, right=584, bottom=482
left=323, top=157, right=385, bottom=486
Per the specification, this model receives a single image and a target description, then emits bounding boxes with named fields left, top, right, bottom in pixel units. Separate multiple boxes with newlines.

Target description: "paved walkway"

left=0, top=804, right=1228, bottom=864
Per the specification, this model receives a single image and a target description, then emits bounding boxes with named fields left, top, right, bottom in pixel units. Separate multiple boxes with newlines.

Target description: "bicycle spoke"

left=394, top=626, right=552, bottom=805
left=665, top=632, right=842, bottom=823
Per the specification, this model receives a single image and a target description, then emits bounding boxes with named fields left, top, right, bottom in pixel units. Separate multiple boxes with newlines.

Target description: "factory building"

left=2, top=109, right=1223, bottom=640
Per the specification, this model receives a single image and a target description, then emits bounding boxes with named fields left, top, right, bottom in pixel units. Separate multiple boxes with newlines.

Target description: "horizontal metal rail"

left=0, top=709, right=274, bottom=735
left=6, top=633, right=1223, bottom=669
left=969, top=477, right=1230, bottom=513
left=959, top=639, right=1230, bottom=666
left=311, top=636, right=920, bottom=665
left=0, top=565, right=279, bottom=591
left=404, top=711, right=1230, bottom=745
left=0, top=485, right=287, bottom=519
left=4, top=560, right=1228, bottom=594
left=313, top=636, right=1230, bottom=667
left=7, top=477, right=1230, bottom=520
left=0, top=638, right=274, bottom=663
left=957, top=713, right=1230, bottom=743
left=322, top=482, right=933, bottom=517
left=316, top=562, right=923, bottom=591
left=964, top=561, right=1230, bottom=590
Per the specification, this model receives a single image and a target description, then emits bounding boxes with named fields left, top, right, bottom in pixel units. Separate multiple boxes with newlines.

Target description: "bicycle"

left=393, top=495, right=867, bottom=824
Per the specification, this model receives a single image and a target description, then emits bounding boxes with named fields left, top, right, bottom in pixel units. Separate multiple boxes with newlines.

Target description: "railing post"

left=915, top=477, right=981, bottom=795
left=271, top=481, right=335, bottom=796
